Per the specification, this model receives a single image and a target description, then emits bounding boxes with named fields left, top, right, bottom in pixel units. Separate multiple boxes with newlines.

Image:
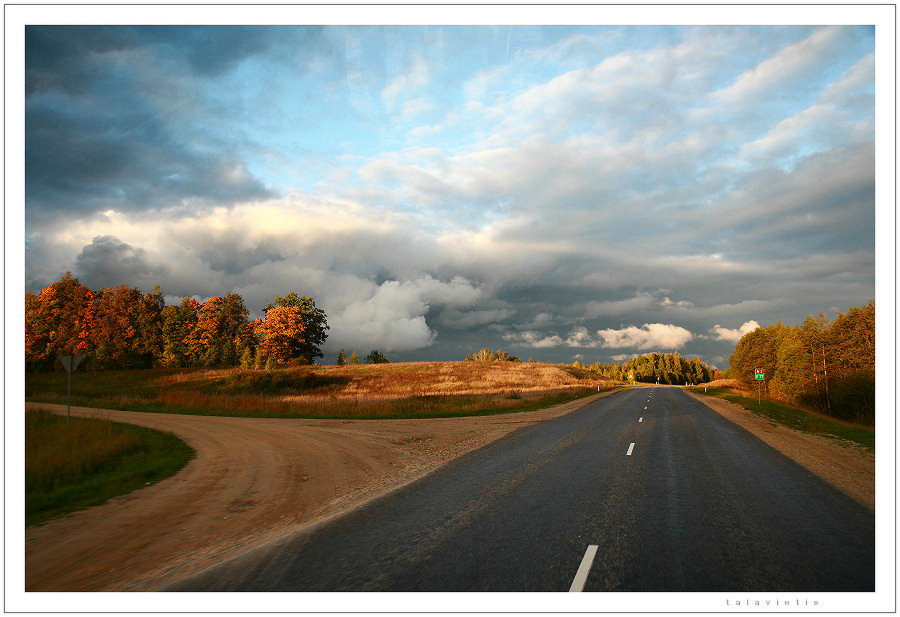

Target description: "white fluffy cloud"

left=505, top=323, right=694, bottom=351
left=328, top=276, right=483, bottom=353
left=709, top=320, right=761, bottom=343
left=595, top=323, right=694, bottom=350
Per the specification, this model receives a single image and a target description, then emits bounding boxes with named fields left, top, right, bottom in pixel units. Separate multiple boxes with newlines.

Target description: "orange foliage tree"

left=258, top=305, right=306, bottom=363
left=25, top=273, right=96, bottom=370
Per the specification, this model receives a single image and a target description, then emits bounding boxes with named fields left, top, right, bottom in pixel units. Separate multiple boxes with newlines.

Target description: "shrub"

left=466, top=348, right=520, bottom=362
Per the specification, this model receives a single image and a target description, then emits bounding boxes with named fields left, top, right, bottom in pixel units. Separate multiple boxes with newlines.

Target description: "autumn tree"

left=161, top=298, right=200, bottom=367
left=728, top=323, right=789, bottom=393
left=89, top=285, right=162, bottom=368
left=258, top=305, right=306, bottom=363
left=217, top=292, right=252, bottom=366
left=726, top=302, right=875, bottom=424
left=264, top=293, right=329, bottom=363
left=465, top=348, right=520, bottom=362
left=25, top=273, right=96, bottom=370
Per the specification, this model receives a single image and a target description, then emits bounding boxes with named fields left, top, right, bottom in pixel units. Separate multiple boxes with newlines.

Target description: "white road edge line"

left=569, top=545, right=599, bottom=592
left=626, top=442, right=635, bottom=456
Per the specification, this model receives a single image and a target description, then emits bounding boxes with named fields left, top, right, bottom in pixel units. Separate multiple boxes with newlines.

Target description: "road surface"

left=169, top=386, right=875, bottom=592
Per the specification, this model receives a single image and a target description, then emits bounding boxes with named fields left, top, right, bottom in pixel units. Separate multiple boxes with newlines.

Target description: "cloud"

left=26, top=71, right=272, bottom=223
left=709, top=320, right=760, bottom=343
left=584, top=292, right=695, bottom=318
left=595, top=323, right=694, bottom=350
left=504, top=322, right=694, bottom=352
left=381, top=53, right=431, bottom=110
left=584, top=292, right=658, bottom=318
left=711, top=27, right=844, bottom=104
left=502, top=331, right=565, bottom=349
left=820, top=53, right=875, bottom=103
left=74, top=235, right=167, bottom=290
left=25, top=26, right=308, bottom=95
left=437, top=308, right=516, bottom=330
left=327, top=276, right=483, bottom=353
left=22, top=26, right=875, bottom=365
left=23, top=26, right=311, bottom=224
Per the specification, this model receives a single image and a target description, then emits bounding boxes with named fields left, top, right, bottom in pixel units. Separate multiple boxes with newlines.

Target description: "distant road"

left=170, top=386, right=875, bottom=592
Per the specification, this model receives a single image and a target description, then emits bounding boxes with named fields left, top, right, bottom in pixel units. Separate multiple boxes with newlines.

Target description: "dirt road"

left=24, top=393, right=614, bottom=591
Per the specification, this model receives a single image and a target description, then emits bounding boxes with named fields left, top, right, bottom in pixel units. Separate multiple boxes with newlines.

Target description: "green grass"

left=688, top=387, right=874, bottom=452
left=25, top=409, right=194, bottom=526
left=25, top=368, right=616, bottom=420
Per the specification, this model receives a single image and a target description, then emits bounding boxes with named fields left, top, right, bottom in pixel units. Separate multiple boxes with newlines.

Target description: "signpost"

left=58, top=355, right=84, bottom=424
left=754, top=368, right=765, bottom=404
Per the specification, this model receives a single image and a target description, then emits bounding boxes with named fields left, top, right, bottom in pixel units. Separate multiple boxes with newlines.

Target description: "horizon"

left=23, top=23, right=877, bottom=367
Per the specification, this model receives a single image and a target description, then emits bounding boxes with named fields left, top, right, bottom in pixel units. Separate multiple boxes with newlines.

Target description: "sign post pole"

left=58, top=355, right=84, bottom=424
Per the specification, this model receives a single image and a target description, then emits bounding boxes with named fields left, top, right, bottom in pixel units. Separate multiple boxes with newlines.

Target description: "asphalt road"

left=169, top=386, right=875, bottom=592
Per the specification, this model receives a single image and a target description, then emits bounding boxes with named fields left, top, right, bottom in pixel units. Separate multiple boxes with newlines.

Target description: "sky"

left=23, top=24, right=877, bottom=367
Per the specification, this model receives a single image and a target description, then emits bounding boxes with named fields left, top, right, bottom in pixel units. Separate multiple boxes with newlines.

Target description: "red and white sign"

left=754, top=368, right=765, bottom=380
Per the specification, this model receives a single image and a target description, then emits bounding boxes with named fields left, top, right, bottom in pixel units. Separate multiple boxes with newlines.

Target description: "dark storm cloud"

left=25, top=97, right=271, bottom=219
left=25, top=26, right=280, bottom=222
left=74, top=235, right=167, bottom=290
left=25, top=26, right=299, bottom=94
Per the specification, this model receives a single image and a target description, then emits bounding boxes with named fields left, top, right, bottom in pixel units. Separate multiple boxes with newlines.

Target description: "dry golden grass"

left=28, top=361, right=618, bottom=420
left=705, top=378, right=747, bottom=391
left=296, top=361, right=595, bottom=399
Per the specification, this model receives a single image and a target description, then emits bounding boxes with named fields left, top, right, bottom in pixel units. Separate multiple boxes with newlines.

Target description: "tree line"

left=727, top=301, right=874, bottom=424
left=25, top=273, right=328, bottom=371
left=575, top=352, right=711, bottom=385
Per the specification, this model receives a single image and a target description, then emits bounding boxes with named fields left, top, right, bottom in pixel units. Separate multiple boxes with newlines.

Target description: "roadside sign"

left=58, top=355, right=84, bottom=424
left=754, top=368, right=765, bottom=405
left=59, top=355, right=84, bottom=374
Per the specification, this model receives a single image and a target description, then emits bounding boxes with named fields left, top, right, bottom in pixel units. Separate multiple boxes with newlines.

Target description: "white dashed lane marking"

left=569, top=545, right=599, bottom=592
left=626, top=442, right=635, bottom=456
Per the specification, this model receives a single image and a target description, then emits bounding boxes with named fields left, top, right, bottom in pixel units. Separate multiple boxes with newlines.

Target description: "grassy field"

left=26, top=409, right=194, bottom=526
left=25, top=362, right=619, bottom=420
left=689, top=387, right=874, bottom=451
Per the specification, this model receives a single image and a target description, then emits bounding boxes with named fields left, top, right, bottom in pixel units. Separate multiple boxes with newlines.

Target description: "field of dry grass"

left=27, top=361, right=618, bottom=420
left=156, top=361, right=593, bottom=396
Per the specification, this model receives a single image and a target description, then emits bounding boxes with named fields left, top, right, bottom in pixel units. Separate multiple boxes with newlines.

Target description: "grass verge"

left=26, top=409, right=194, bottom=526
left=688, top=387, right=874, bottom=451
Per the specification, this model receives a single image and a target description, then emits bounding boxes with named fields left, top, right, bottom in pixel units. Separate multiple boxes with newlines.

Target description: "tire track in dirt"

left=25, top=393, right=615, bottom=591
